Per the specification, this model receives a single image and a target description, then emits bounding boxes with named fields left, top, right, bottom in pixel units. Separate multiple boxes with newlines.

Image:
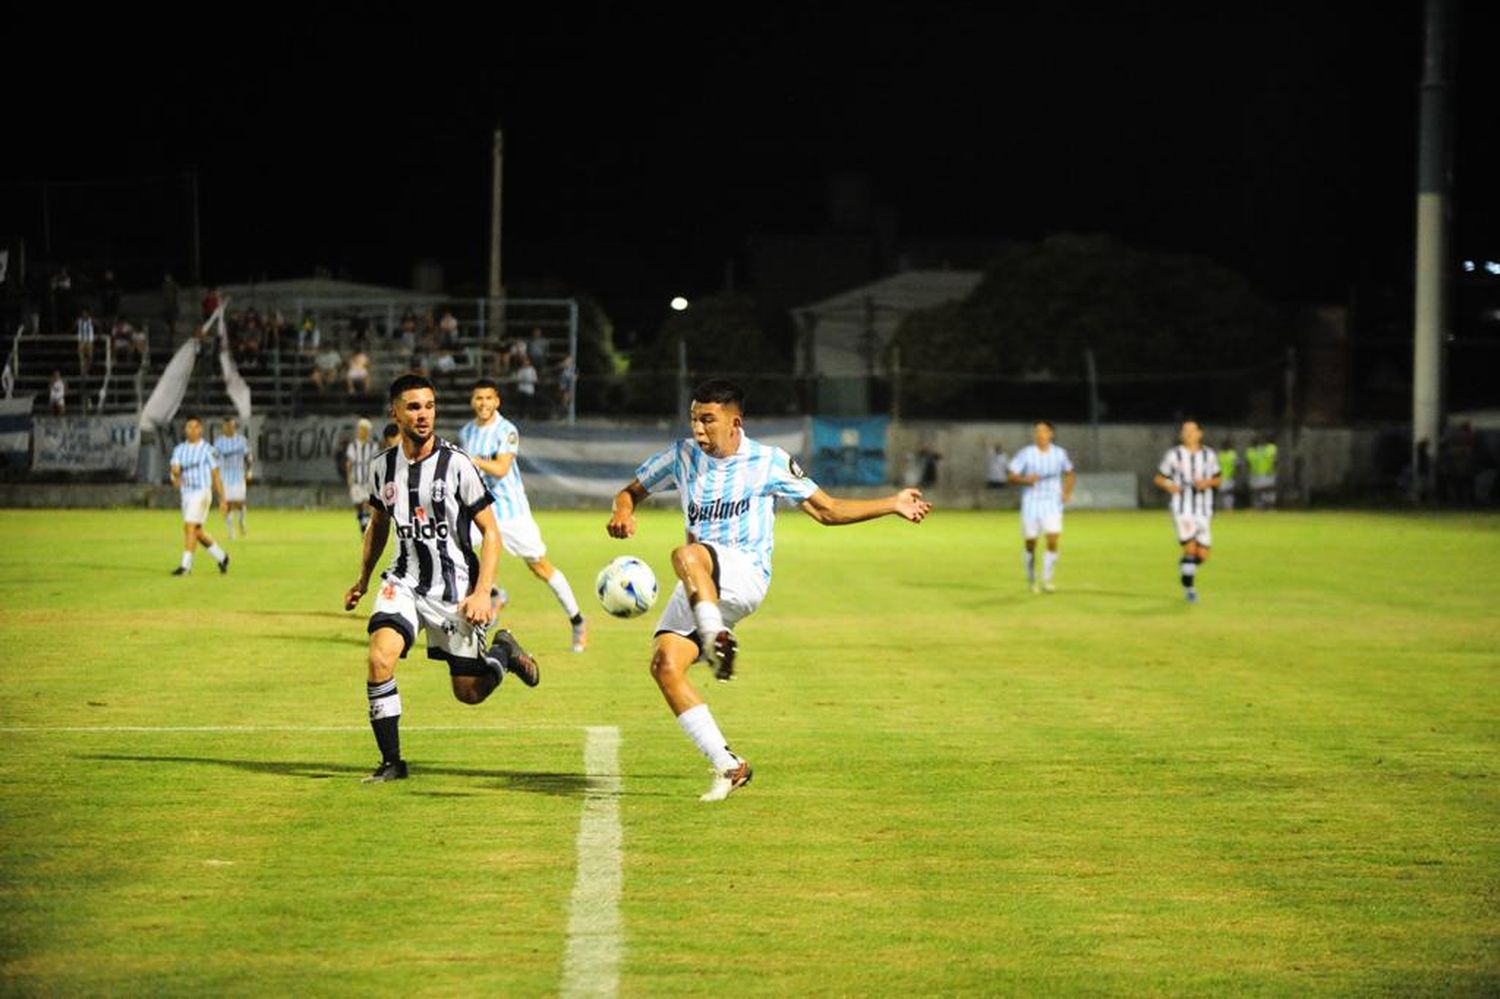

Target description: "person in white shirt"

left=169, top=416, right=230, bottom=575
left=1007, top=421, right=1076, bottom=593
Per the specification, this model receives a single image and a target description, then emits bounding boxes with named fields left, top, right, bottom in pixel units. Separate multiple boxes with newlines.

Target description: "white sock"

left=676, top=704, right=739, bottom=771
left=180, top=550, right=193, bottom=570
left=693, top=600, right=725, bottom=647
left=1023, top=549, right=1035, bottom=582
left=236, top=509, right=246, bottom=534
left=207, top=543, right=227, bottom=563
left=545, top=569, right=581, bottom=619
left=1043, top=551, right=1059, bottom=582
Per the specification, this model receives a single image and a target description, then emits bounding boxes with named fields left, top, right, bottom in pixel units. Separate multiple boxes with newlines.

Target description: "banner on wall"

left=0, top=398, right=32, bottom=469
left=32, top=415, right=141, bottom=474
left=809, top=416, right=887, bottom=486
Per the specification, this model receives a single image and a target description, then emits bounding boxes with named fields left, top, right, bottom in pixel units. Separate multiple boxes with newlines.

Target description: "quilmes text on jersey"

left=687, top=496, right=752, bottom=526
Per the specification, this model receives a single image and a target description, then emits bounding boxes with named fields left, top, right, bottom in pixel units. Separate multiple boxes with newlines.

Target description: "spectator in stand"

left=527, top=326, right=548, bottom=369
left=297, top=315, right=321, bottom=354
left=111, top=317, right=138, bottom=369
left=397, top=309, right=418, bottom=354
left=99, top=269, right=121, bottom=325
left=239, top=311, right=263, bottom=369
left=439, top=309, right=460, bottom=346
left=346, top=349, right=371, bottom=396
left=161, top=273, right=179, bottom=341
left=75, top=308, right=97, bottom=376
left=202, top=286, right=221, bottom=322
left=49, top=371, right=66, bottom=415
left=558, top=354, right=577, bottom=413
left=514, top=356, right=538, bottom=418
left=310, top=345, right=344, bottom=394
left=266, top=310, right=289, bottom=355
left=986, top=442, right=1010, bottom=489
left=506, top=337, right=528, bottom=374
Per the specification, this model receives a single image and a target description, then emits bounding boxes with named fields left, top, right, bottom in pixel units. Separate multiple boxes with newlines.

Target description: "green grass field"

left=1, top=507, right=1497, bottom=996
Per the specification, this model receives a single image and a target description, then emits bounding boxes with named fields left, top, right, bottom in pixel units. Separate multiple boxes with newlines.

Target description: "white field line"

left=561, top=725, right=624, bottom=999
left=0, top=724, right=584, bottom=734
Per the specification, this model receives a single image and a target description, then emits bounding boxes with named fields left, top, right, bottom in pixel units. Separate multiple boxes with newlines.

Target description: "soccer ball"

left=595, top=556, right=659, bottom=619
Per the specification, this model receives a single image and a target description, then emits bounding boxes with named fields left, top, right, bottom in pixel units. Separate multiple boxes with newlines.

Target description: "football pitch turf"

left=1, top=507, right=1496, bottom=995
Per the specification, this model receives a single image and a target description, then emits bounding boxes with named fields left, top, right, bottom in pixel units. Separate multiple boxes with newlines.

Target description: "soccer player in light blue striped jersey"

left=214, top=417, right=253, bottom=539
left=459, top=380, right=587, bottom=652
left=1006, top=420, right=1076, bottom=593
left=168, top=416, right=230, bottom=575
left=607, top=378, right=932, bottom=802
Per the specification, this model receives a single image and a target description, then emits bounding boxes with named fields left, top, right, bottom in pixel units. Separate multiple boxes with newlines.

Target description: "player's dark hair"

left=471, top=378, right=500, bottom=394
left=388, top=372, right=435, bottom=404
left=183, top=414, right=202, bottom=424
left=382, top=422, right=399, bottom=439
left=1034, top=419, right=1054, bottom=431
left=692, top=378, right=745, bottom=411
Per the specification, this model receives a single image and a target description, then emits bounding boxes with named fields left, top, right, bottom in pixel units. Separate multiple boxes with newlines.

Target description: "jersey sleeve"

left=366, top=460, right=386, bottom=512
left=1157, top=449, right=1177, bottom=479
left=1207, top=449, right=1222, bottom=478
left=169, top=445, right=182, bottom=470
left=207, top=446, right=220, bottom=469
left=768, top=448, right=819, bottom=502
left=634, top=443, right=678, bottom=494
left=1007, top=449, right=1026, bottom=476
left=497, top=425, right=519, bottom=457
left=455, top=454, right=494, bottom=516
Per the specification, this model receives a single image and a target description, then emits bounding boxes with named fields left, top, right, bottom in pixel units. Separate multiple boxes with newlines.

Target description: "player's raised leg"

left=671, top=542, right=736, bottom=680
left=650, top=631, right=751, bottom=802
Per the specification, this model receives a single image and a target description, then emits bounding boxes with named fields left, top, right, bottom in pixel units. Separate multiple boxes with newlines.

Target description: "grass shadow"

left=79, top=753, right=619, bottom=798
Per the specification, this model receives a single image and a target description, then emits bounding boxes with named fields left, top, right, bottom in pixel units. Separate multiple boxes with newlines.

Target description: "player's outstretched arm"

left=213, top=468, right=227, bottom=514
left=344, top=508, right=391, bottom=610
left=607, top=479, right=649, bottom=539
left=800, top=487, right=931, bottom=526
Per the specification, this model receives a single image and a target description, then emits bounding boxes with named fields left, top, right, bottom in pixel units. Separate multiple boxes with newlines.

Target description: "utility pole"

left=1411, top=0, right=1452, bottom=501
left=489, top=126, right=504, bottom=300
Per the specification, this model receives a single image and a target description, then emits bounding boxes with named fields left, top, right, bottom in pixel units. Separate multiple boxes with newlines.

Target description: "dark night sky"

left=7, top=2, right=1496, bottom=335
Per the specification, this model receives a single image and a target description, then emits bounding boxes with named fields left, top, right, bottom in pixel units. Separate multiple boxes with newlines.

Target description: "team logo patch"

left=383, top=482, right=398, bottom=505
left=507, top=431, right=518, bottom=445
left=380, top=583, right=396, bottom=600
left=431, top=480, right=448, bottom=504
left=789, top=456, right=806, bottom=479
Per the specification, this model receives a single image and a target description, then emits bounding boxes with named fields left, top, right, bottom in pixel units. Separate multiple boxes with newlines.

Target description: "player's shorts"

left=367, top=575, right=489, bottom=676
left=181, top=488, right=212, bottom=524
left=349, top=482, right=368, bottom=506
left=470, top=513, right=547, bottom=562
left=224, top=481, right=246, bottom=503
left=1021, top=511, right=1063, bottom=540
left=1174, top=513, right=1213, bottom=547
left=1250, top=474, right=1276, bottom=491
left=654, top=544, right=769, bottom=651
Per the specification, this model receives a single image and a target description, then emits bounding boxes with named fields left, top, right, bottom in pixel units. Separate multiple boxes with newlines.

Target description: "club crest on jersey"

left=789, top=456, right=806, bottom=478
left=430, top=480, right=447, bottom=504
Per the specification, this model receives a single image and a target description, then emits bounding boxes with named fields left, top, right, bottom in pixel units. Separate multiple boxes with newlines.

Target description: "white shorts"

left=368, top=576, right=489, bottom=673
left=1250, top=474, right=1276, bottom=491
left=224, top=482, right=246, bottom=503
left=1174, top=514, right=1213, bottom=547
left=181, top=489, right=212, bottom=524
left=470, top=513, right=547, bottom=562
left=1021, top=511, right=1063, bottom=540
left=654, top=544, right=769, bottom=644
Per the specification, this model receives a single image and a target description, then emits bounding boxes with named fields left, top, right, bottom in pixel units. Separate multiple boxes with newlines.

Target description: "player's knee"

left=450, top=679, right=489, bottom=705
left=649, top=647, right=683, bottom=686
left=669, top=544, right=703, bottom=577
left=526, top=558, right=552, bottom=580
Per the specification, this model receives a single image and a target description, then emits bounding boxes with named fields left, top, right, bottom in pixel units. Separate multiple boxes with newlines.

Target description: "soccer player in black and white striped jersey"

left=1153, top=419, right=1222, bottom=603
left=343, top=418, right=380, bottom=534
left=342, top=374, right=539, bottom=783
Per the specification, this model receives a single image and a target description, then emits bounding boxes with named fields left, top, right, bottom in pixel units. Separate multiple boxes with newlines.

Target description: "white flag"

left=218, top=310, right=252, bottom=422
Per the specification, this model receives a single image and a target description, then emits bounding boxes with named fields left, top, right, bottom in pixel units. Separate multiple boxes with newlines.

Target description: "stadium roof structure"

left=792, top=269, right=981, bottom=379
